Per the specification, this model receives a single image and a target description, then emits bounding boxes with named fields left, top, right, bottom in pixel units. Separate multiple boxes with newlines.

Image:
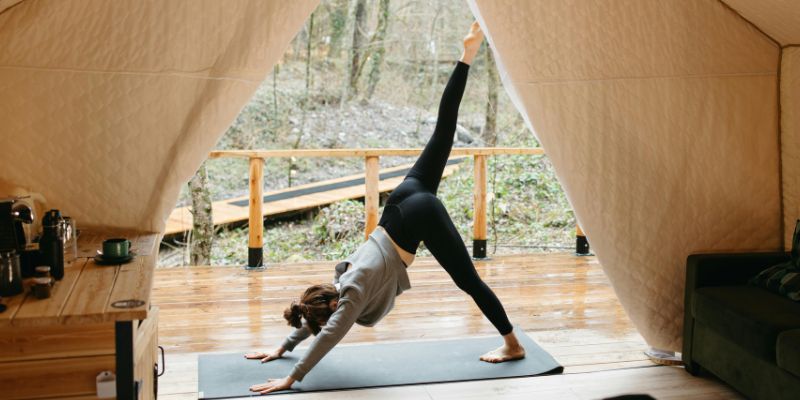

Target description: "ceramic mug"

left=102, top=238, right=132, bottom=258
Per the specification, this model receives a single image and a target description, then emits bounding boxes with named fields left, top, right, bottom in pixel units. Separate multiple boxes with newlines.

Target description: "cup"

left=102, top=238, right=132, bottom=259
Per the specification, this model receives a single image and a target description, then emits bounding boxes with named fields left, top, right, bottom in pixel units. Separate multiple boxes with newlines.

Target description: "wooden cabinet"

left=0, top=230, right=161, bottom=400
left=0, top=308, right=159, bottom=399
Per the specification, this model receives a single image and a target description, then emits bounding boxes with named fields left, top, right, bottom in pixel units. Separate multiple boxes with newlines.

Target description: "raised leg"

left=405, top=61, right=470, bottom=194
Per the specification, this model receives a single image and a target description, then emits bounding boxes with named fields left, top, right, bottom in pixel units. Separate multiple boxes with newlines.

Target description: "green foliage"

left=313, top=200, right=362, bottom=241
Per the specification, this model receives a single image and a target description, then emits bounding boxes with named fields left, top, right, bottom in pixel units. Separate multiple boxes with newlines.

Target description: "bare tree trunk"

left=326, top=0, right=349, bottom=57
left=189, top=163, right=213, bottom=265
left=483, top=46, right=499, bottom=146
left=289, top=11, right=315, bottom=187
left=364, top=0, right=391, bottom=101
left=425, top=6, right=442, bottom=110
left=347, top=0, right=367, bottom=99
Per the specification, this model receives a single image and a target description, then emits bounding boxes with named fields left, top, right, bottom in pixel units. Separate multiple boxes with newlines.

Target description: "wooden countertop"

left=0, top=229, right=160, bottom=328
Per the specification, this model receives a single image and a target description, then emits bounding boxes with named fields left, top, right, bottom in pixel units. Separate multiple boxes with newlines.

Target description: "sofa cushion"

left=777, top=330, right=800, bottom=378
left=749, top=260, right=800, bottom=302
left=692, top=286, right=800, bottom=361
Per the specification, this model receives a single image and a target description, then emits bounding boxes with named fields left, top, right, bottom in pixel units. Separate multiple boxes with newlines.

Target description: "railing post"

left=472, top=155, right=488, bottom=259
left=247, top=157, right=265, bottom=269
left=364, top=155, right=380, bottom=239
left=575, top=224, right=591, bottom=256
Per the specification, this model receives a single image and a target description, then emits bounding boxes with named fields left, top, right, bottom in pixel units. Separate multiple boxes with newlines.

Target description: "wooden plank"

left=209, top=147, right=544, bottom=159
left=13, top=258, right=88, bottom=322
left=0, top=355, right=115, bottom=399
left=135, top=307, right=159, bottom=399
left=473, top=154, right=487, bottom=241
left=0, top=322, right=114, bottom=362
left=3, top=231, right=157, bottom=327
left=364, top=156, right=380, bottom=239
left=104, top=254, right=154, bottom=321
left=134, top=306, right=159, bottom=362
left=59, top=259, right=119, bottom=324
left=0, top=282, right=29, bottom=327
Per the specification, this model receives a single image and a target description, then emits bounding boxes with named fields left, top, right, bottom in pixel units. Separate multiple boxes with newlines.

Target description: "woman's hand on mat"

left=244, top=347, right=285, bottom=363
left=249, top=376, right=295, bottom=395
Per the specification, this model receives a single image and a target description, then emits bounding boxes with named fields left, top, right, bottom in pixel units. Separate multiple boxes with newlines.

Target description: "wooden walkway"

left=152, top=253, right=742, bottom=399
left=164, top=159, right=465, bottom=236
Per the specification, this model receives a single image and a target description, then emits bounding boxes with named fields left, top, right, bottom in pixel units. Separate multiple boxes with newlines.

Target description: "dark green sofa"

left=683, top=252, right=800, bottom=399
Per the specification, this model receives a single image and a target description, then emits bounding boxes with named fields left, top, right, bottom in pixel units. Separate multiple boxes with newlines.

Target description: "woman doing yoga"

left=246, top=22, right=525, bottom=395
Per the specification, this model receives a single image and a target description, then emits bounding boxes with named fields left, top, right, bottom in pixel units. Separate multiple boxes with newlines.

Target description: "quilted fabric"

left=0, top=0, right=318, bottom=232
left=782, top=48, right=800, bottom=248
left=469, top=0, right=783, bottom=350
left=721, top=0, right=800, bottom=45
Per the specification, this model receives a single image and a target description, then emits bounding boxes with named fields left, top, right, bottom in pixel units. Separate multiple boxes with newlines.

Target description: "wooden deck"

left=152, top=253, right=742, bottom=399
left=164, top=159, right=464, bottom=236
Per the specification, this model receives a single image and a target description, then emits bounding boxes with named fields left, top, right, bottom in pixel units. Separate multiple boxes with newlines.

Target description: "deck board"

left=152, top=253, right=741, bottom=399
left=164, top=160, right=464, bottom=236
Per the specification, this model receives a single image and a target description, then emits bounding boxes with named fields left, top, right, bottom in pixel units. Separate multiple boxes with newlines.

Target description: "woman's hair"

left=284, top=283, right=339, bottom=335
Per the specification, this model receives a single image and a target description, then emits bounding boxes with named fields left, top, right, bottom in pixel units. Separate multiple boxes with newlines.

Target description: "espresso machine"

left=0, top=197, right=34, bottom=251
left=0, top=197, right=41, bottom=278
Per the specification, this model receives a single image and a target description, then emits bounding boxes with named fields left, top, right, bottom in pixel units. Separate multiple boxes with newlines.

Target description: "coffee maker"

left=0, top=197, right=34, bottom=251
left=0, top=197, right=40, bottom=277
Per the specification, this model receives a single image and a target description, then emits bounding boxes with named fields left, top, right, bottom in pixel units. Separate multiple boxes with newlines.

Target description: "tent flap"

left=0, top=0, right=319, bottom=232
left=469, top=0, right=783, bottom=350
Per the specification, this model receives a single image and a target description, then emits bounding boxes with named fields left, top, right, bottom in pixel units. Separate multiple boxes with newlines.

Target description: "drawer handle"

left=157, top=345, right=166, bottom=377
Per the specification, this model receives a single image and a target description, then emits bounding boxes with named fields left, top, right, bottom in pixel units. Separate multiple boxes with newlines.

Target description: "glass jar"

left=0, top=250, right=23, bottom=297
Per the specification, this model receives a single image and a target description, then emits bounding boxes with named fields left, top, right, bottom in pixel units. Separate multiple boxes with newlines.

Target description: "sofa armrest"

left=682, top=251, right=788, bottom=374
left=686, top=252, right=789, bottom=290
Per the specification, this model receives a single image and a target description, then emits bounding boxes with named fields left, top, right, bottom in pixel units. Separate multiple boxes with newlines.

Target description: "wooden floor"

left=164, top=160, right=462, bottom=236
left=152, top=253, right=742, bottom=399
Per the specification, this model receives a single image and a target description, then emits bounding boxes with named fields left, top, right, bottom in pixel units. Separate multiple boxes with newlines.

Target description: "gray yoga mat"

left=197, top=330, right=563, bottom=399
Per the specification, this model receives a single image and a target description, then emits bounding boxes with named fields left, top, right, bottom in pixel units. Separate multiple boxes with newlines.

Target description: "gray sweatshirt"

left=280, top=227, right=411, bottom=381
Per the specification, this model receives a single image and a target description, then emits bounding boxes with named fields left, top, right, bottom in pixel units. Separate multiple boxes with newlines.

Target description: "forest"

left=159, top=0, right=575, bottom=267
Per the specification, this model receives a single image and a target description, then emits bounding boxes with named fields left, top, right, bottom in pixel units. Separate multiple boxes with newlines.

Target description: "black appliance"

left=0, top=197, right=34, bottom=251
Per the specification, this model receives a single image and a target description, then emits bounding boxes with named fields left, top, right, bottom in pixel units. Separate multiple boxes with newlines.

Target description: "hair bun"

left=283, top=301, right=304, bottom=328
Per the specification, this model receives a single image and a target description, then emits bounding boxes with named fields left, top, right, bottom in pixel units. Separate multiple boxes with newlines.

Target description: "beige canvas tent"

left=1, top=0, right=797, bottom=356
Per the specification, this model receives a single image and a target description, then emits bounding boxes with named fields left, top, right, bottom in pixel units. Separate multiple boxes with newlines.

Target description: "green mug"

left=102, top=238, right=132, bottom=258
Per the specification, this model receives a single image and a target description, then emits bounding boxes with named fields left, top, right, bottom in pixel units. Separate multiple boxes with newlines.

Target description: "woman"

left=246, top=21, right=525, bottom=395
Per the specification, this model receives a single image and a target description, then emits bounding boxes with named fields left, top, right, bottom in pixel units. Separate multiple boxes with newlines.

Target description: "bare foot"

left=460, top=21, right=484, bottom=65
left=480, top=344, right=526, bottom=363
left=463, top=21, right=484, bottom=53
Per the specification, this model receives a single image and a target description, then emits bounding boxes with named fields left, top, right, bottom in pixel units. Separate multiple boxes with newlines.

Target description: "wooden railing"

left=209, top=147, right=588, bottom=268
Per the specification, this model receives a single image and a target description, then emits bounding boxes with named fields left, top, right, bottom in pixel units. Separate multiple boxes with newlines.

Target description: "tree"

left=483, top=45, right=499, bottom=146
left=189, top=162, right=213, bottom=265
left=347, top=0, right=368, bottom=98
left=325, top=0, right=349, bottom=57
left=289, top=11, right=316, bottom=187
left=364, top=0, right=391, bottom=101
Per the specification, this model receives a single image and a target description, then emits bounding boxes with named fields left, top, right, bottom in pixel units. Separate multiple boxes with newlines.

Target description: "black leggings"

left=378, top=61, right=513, bottom=336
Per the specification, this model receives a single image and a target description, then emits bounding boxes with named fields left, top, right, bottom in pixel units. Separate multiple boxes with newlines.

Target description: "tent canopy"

left=1, top=0, right=798, bottom=350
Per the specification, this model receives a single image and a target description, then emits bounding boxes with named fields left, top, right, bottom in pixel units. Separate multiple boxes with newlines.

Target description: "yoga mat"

left=197, top=330, right=562, bottom=398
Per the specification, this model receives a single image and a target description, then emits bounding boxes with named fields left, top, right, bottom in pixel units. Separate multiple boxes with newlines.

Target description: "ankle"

left=502, top=332, right=521, bottom=348
left=459, top=50, right=476, bottom=66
